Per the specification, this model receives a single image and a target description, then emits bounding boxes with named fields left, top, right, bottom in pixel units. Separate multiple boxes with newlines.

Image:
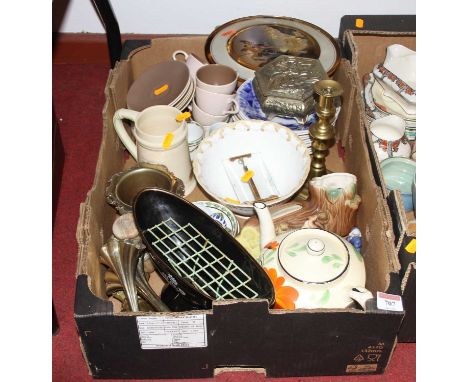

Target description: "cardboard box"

left=342, top=30, right=416, bottom=342
left=74, top=36, right=405, bottom=379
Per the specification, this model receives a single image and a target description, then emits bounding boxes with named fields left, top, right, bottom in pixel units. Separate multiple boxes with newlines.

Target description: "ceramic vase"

left=308, top=173, right=361, bottom=237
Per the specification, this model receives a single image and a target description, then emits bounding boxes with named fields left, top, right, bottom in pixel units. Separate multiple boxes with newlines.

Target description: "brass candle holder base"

left=309, top=79, right=343, bottom=179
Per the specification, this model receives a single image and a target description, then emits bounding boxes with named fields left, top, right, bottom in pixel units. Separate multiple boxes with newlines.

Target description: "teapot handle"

left=113, top=108, right=140, bottom=160
left=349, top=287, right=373, bottom=311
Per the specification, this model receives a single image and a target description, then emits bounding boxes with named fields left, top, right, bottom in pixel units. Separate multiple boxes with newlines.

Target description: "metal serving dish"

left=106, top=165, right=185, bottom=215
left=133, top=188, right=275, bottom=311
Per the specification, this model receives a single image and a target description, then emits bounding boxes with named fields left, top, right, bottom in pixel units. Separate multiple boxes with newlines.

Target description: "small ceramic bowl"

left=193, top=201, right=240, bottom=236
left=187, top=121, right=205, bottom=145
left=380, top=157, right=416, bottom=212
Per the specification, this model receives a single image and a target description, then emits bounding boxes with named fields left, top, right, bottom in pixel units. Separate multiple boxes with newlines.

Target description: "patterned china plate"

left=236, top=79, right=319, bottom=131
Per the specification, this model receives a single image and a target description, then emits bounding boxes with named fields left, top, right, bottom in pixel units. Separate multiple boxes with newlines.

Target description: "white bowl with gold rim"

left=192, top=120, right=311, bottom=216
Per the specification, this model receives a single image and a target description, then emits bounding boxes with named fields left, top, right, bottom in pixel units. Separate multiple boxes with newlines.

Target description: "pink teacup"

left=190, top=100, right=230, bottom=127
left=195, top=86, right=239, bottom=116
left=196, top=64, right=238, bottom=95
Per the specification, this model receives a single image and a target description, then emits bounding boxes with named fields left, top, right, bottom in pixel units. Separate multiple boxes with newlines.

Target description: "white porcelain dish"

left=192, top=120, right=311, bottom=216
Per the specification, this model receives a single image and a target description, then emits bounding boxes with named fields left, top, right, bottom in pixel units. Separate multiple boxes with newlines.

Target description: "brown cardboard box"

left=343, top=30, right=416, bottom=342
left=74, top=36, right=404, bottom=379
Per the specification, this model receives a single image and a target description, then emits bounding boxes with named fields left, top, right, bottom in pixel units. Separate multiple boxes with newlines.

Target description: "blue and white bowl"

left=193, top=201, right=240, bottom=236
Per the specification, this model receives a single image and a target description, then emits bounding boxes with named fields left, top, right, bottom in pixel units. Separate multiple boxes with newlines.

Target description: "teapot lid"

left=278, top=228, right=350, bottom=284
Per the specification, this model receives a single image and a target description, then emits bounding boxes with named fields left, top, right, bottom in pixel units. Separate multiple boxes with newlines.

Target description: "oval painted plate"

left=193, top=201, right=240, bottom=236
left=205, top=16, right=341, bottom=81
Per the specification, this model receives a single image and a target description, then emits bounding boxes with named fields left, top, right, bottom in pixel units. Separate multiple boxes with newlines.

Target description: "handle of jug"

left=113, top=108, right=140, bottom=160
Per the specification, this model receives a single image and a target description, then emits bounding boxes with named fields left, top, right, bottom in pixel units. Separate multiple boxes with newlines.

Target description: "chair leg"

left=91, top=0, right=122, bottom=67
left=53, top=301, right=59, bottom=335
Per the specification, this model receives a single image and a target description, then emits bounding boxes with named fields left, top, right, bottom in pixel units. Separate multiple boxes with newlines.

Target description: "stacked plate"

left=126, top=60, right=195, bottom=112
left=187, top=121, right=205, bottom=160
left=232, top=79, right=341, bottom=153
left=362, top=45, right=416, bottom=141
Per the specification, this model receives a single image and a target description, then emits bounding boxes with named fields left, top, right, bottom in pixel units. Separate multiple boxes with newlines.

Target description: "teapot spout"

left=349, top=287, right=373, bottom=311
left=253, top=202, right=276, bottom=249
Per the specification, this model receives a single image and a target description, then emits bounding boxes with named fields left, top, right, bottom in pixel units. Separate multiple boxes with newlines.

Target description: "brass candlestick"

left=309, top=79, right=343, bottom=179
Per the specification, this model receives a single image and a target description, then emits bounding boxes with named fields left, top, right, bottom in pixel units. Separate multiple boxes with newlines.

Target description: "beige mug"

left=196, top=64, right=238, bottom=94
left=195, top=86, right=240, bottom=115
left=113, top=105, right=196, bottom=195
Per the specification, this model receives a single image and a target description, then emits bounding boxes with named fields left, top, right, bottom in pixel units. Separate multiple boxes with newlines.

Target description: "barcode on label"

left=376, top=291, right=404, bottom=312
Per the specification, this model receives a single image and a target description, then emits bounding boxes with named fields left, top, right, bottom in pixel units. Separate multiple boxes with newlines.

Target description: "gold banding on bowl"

left=106, top=165, right=185, bottom=215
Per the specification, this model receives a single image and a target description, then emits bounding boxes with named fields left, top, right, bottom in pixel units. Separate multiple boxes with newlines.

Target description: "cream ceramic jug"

left=254, top=202, right=372, bottom=310
left=113, top=105, right=196, bottom=195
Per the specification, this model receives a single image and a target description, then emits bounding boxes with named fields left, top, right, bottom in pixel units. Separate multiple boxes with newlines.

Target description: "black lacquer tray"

left=133, top=188, right=275, bottom=310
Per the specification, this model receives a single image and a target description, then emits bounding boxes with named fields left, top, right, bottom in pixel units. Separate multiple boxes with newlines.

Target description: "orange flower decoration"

left=265, top=241, right=279, bottom=250
left=265, top=268, right=299, bottom=310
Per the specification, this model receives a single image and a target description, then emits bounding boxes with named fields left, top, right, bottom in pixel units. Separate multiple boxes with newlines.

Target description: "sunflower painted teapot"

left=254, top=202, right=372, bottom=310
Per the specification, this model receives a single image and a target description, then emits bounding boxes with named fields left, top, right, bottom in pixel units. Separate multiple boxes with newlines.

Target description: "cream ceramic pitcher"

left=113, top=105, right=196, bottom=196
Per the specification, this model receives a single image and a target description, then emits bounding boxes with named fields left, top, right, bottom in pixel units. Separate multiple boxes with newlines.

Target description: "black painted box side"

left=75, top=273, right=403, bottom=379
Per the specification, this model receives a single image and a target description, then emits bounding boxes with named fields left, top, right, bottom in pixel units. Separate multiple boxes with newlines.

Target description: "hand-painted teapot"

left=254, top=202, right=372, bottom=310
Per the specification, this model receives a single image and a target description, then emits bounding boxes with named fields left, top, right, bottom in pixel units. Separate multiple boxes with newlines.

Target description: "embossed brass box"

left=252, top=55, right=328, bottom=123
